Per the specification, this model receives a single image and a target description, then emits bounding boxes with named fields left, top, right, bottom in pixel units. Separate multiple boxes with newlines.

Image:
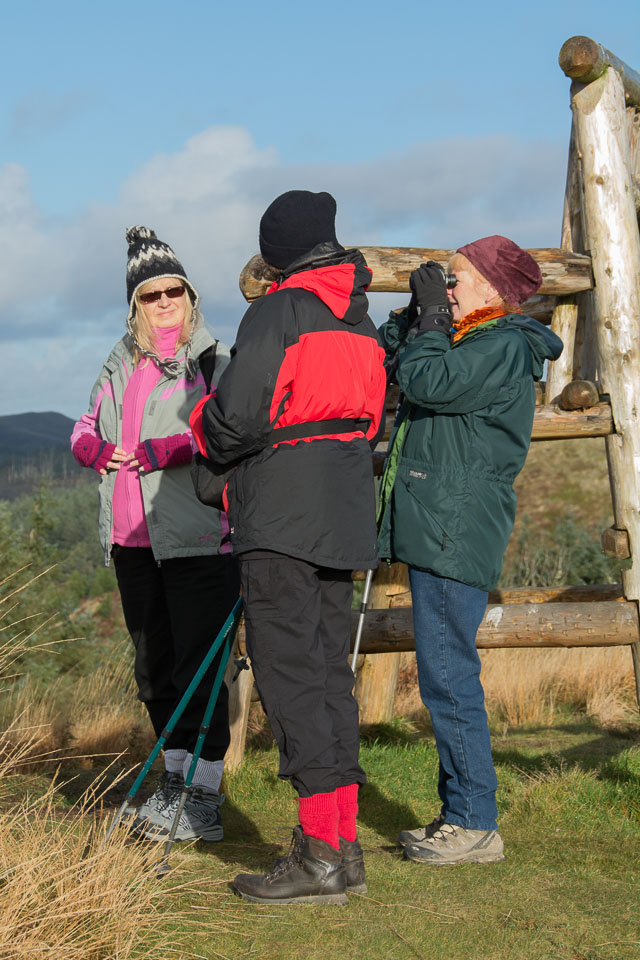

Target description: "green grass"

left=87, top=715, right=640, bottom=960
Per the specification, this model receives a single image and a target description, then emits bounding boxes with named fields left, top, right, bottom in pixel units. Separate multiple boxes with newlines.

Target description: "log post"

left=354, top=562, right=409, bottom=724
left=571, top=66, right=640, bottom=707
left=546, top=123, right=583, bottom=403
left=545, top=299, right=578, bottom=403
left=223, top=623, right=254, bottom=772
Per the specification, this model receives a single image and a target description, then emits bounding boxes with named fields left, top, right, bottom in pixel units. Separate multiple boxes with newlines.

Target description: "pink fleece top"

left=112, top=325, right=182, bottom=547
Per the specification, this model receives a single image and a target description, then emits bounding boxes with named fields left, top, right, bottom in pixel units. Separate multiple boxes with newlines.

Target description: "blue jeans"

left=409, top=567, right=498, bottom=831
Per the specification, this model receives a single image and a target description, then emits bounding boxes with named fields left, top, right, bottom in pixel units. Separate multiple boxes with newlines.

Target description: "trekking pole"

left=351, top=568, right=374, bottom=674
left=102, top=597, right=243, bottom=846
left=156, top=607, right=241, bottom=877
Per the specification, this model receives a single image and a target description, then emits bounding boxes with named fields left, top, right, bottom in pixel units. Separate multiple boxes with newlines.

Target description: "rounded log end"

left=558, top=35, right=603, bottom=81
left=559, top=380, right=600, bottom=410
left=238, top=254, right=280, bottom=302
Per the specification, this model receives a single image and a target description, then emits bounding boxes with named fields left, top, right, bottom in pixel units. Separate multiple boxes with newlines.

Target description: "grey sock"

left=164, top=748, right=188, bottom=774
left=184, top=755, right=224, bottom=792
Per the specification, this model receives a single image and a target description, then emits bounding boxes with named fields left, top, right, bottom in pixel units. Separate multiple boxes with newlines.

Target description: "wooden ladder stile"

left=225, top=36, right=640, bottom=767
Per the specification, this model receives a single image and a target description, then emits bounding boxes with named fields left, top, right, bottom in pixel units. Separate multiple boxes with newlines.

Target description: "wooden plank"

left=350, top=601, right=640, bottom=653
left=386, top=583, right=624, bottom=606
left=239, top=248, right=593, bottom=302
left=559, top=35, right=640, bottom=109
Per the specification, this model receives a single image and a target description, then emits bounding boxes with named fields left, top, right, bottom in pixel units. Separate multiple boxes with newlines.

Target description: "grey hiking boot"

left=339, top=837, right=367, bottom=894
left=135, top=771, right=184, bottom=819
left=404, top=822, right=505, bottom=865
left=232, top=825, right=348, bottom=905
left=132, top=785, right=224, bottom=842
left=397, top=812, right=445, bottom=847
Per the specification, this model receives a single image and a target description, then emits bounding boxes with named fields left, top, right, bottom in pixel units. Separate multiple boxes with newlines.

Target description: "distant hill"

left=0, top=412, right=88, bottom=500
left=0, top=412, right=76, bottom=456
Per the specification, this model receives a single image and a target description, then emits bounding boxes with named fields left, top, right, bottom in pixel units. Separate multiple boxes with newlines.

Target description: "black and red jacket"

left=191, top=245, right=387, bottom=569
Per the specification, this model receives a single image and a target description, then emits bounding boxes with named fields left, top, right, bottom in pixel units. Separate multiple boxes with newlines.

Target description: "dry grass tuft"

left=395, top=646, right=636, bottom=729
left=0, top=650, right=155, bottom=769
left=0, top=573, right=217, bottom=960
left=0, top=760, right=191, bottom=960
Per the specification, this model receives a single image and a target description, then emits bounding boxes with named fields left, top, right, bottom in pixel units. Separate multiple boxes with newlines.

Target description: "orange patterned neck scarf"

left=452, top=306, right=512, bottom=344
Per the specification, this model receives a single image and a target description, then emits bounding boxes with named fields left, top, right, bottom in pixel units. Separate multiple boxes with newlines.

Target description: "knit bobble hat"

left=456, top=235, right=542, bottom=307
left=259, top=190, right=340, bottom=270
left=125, top=225, right=197, bottom=309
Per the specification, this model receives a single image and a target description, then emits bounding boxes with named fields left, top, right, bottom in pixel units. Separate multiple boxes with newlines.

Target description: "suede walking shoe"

left=232, top=825, right=348, bottom=904
left=404, top=822, right=505, bottom=865
left=397, top=812, right=445, bottom=847
left=132, top=785, right=224, bottom=842
left=339, top=837, right=367, bottom=894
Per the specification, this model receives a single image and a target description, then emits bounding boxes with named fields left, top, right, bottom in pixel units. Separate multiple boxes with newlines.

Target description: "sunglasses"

left=138, top=285, right=186, bottom=305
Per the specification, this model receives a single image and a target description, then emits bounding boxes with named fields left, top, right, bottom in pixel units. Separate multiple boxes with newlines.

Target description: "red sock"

left=336, top=783, right=359, bottom=842
left=298, top=791, right=339, bottom=849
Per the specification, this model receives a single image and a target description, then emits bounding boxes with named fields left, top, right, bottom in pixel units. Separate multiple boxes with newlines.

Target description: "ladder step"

left=351, top=600, right=639, bottom=653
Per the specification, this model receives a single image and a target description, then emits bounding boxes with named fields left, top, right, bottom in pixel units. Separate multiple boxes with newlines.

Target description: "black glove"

left=409, top=261, right=453, bottom=334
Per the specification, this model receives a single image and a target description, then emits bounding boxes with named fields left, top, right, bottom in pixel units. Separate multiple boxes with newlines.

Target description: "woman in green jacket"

left=378, top=236, right=562, bottom=866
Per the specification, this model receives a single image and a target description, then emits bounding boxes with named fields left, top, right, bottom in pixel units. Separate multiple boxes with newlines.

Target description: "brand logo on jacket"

left=408, top=469, right=428, bottom=480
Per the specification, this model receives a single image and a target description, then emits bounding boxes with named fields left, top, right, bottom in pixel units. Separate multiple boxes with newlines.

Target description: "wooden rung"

left=531, top=401, right=613, bottom=439
left=351, top=601, right=640, bottom=652
left=387, top=583, right=624, bottom=605
left=376, top=400, right=613, bottom=452
left=239, top=248, right=593, bottom=301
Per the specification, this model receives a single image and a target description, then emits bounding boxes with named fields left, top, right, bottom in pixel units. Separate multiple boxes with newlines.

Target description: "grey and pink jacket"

left=71, top=324, right=231, bottom=565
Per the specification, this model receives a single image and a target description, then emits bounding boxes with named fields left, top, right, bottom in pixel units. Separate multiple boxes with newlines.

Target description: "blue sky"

left=1, top=0, right=638, bottom=416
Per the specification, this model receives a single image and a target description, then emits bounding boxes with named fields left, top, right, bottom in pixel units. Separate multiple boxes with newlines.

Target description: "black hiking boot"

left=231, top=825, right=348, bottom=905
left=339, top=837, right=367, bottom=894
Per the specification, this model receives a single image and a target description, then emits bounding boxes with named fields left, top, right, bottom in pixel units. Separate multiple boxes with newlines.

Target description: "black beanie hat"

left=125, top=225, right=197, bottom=308
left=259, top=190, right=339, bottom=270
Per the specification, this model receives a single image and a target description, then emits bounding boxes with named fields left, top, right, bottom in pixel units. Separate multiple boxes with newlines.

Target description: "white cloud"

left=0, top=125, right=566, bottom=416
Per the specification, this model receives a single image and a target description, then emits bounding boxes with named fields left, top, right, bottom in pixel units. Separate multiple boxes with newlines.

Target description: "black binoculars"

left=433, top=263, right=457, bottom=288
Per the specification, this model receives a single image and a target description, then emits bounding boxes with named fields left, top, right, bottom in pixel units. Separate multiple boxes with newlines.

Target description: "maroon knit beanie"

left=456, top=235, right=542, bottom=306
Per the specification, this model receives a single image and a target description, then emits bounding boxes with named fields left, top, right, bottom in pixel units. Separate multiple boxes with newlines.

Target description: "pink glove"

left=134, top=434, right=193, bottom=472
left=72, top=435, right=117, bottom=473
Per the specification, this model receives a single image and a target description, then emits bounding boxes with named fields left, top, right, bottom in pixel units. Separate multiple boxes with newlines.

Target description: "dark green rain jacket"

left=377, top=313, right=563, bottom=591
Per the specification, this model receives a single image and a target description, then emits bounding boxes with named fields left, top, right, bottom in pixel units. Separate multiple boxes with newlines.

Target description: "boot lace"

left=162, top=787, right=224, bottom=826
left=266, top=826, right=305, bottom=881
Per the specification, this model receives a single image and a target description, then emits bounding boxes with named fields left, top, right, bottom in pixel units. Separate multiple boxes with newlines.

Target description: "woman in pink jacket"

left=71, top=226, right=237, bottom=843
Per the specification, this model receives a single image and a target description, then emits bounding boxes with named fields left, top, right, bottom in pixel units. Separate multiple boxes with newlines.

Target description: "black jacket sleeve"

left=201, top=293, right=294, bottom=466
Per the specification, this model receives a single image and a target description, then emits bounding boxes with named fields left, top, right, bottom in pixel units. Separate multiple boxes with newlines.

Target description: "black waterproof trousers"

left=112, top=546, right=239, bottom=761
left=240, top=551, right=365, bottom=797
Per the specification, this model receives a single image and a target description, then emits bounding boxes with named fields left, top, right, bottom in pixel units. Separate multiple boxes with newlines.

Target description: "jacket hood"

left=267, top=244, right=372, bottom=325
left=499, top=314, right=563, bottom=379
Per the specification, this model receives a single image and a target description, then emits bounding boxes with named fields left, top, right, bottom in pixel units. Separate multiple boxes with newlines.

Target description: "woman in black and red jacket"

left=191, top=191, right=386, bottom=904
